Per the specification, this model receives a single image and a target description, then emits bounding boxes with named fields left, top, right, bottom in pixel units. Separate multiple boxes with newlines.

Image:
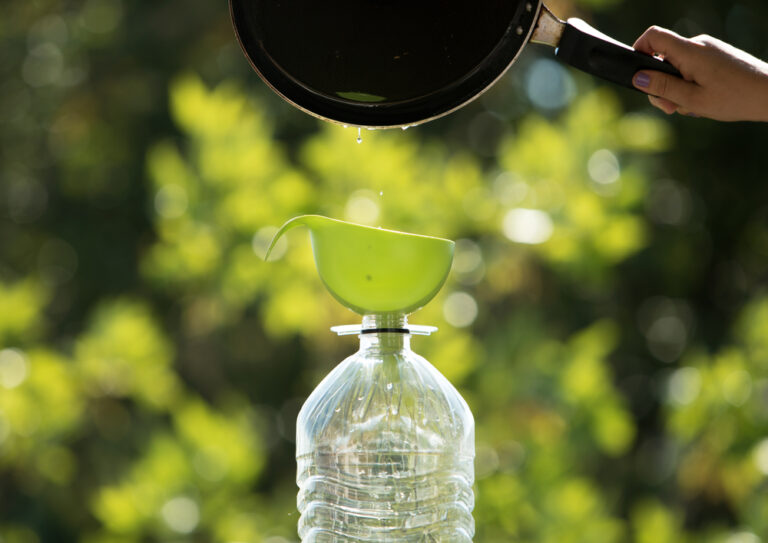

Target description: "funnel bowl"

left=267, top=215, right=454, bottom=315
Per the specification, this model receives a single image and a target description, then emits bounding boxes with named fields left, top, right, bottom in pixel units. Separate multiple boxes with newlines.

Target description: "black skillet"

left=230, top=0, right=681, bottom=128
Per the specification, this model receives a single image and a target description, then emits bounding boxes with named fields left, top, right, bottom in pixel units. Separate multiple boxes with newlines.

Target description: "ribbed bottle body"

left=296, top=325, right=474, bottom=542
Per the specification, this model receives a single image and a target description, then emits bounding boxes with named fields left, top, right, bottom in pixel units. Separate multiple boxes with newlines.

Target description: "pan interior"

left=234, top=0, right=524, bottom=105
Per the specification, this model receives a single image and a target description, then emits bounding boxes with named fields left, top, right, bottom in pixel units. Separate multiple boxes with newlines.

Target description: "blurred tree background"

left=2, top=0, right=768, bottom=541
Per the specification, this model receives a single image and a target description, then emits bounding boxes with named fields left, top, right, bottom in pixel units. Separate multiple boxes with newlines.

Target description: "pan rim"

left=229, top=0, right=543, bottom=128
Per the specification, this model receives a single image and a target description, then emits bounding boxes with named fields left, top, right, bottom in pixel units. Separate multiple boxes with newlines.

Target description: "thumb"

left=632, top=70, right=699, bottom=109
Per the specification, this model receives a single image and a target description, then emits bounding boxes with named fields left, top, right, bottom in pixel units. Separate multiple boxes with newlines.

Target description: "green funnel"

left=266, top=215, right=454, bottom=315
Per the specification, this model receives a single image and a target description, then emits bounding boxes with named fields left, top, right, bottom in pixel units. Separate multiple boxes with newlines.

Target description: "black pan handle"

left=555, top=18, right=682, bottom=90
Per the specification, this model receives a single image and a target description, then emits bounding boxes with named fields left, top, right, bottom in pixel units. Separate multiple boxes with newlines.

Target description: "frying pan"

left=230, top=0, right=681, bottom=128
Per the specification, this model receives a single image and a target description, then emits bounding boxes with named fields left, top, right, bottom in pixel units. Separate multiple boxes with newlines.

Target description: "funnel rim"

left=300, top=214, right=454, bottom=245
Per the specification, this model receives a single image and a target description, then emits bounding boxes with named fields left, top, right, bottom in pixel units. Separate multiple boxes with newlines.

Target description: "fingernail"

left=634, top=72, right=651, bottom=88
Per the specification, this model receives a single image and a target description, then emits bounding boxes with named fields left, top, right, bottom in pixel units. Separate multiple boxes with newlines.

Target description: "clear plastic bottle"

left=296, top=314, right=475, bottom=542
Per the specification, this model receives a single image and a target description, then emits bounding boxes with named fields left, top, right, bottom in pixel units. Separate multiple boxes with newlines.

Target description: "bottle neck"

left=359, top=314, right=411, bottom=353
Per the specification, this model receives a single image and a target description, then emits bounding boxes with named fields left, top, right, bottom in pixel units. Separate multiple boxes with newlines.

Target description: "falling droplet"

left=379, top=191, right=383, bottom=196
left=356, top=127, right=362, bottom=144
left=386, top=383, right=393, bottom=390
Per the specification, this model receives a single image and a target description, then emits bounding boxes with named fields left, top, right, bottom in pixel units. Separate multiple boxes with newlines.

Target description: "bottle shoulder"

left=296, top=348, right=474, bottom=456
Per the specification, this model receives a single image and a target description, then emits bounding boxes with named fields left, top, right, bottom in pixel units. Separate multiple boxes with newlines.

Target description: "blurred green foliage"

left=2, top=0, right=768, bottom=542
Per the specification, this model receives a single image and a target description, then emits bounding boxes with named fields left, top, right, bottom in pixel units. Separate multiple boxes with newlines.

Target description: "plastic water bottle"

left=296, top=314, right=475, bottom=542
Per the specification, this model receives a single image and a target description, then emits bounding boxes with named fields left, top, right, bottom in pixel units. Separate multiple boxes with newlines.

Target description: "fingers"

left=633, top=26, right=694, bottom=67
left=648, top=95, right=678, bottom=115
left=633, top=27, right=702, bottom=114
left=633, top=70, right=699, bottom=111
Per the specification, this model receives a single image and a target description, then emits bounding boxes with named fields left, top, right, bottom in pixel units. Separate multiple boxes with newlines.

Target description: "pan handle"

left=555, top=18, right=682, bottom=89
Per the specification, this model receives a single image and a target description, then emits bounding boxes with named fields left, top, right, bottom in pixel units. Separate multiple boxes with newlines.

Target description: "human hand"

left=632, top=26, right=768, bottom=122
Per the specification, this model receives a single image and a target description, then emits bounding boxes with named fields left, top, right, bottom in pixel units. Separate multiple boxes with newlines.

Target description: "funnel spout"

left=266, top=215, right=323, bottom=261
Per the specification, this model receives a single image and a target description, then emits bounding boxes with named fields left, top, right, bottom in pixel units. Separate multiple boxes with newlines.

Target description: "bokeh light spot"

left=722, top=369, right=752, bottom=406
left=475, top=443, right=500, bottom=479
left=253, top=226, right=287, bottom=261
left=193, top=451, right=228, bottom=482
left=154, top=184, right=188, bottom=219
left=727, top=532, right=761, bottom=543
left=443, top=291, right=478, bottom=328
left=525, top=59, right=575, bottom=111
left=161, top=496, right=199, bottom=534
left=79, top=0, right=123, bottom=34
left=452, top=239, right=484, bottom=285
left=344, top=190, right=380, bottom=225
left=497, top=440, right=526, bottom=473
left=493, top=172, right=529, bottom=206
left=6, top=175, right=48, bottom=224
left=0, top=348, right=29, bottom=389
left=22, top=43, right=64, bottom=87
left=754, top=439, right=768, bottom=475
left=634, top=437, right=677, bottom=484
left=502, top=208, right=553, bottom=245
left=638, top=298, right=694, bottom=363
left=646, top=179, right=692, bottom=226
left=28, top=15, right=69, bottom=47
left=667, top=367, right=701, bottom=406
left=646, top=315, right=688, bottom=363
left=588, top=149, right=620, bottom=185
